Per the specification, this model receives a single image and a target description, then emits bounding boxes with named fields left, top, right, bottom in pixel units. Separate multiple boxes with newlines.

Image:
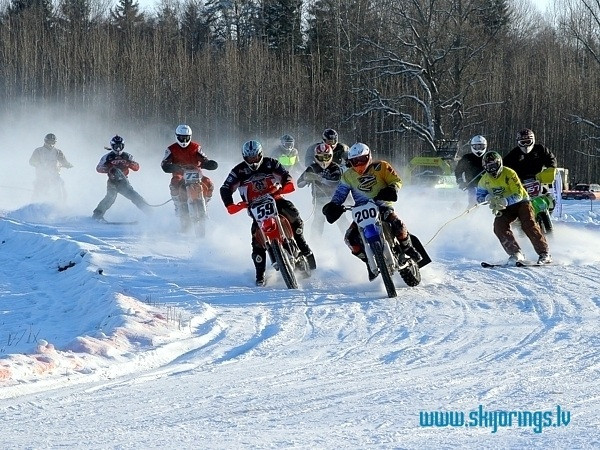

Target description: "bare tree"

left=351, top=0, right=509, bottom=153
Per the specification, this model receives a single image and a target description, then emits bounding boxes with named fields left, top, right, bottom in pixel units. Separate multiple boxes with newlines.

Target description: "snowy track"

left=1, top=199, right=599, bottom=448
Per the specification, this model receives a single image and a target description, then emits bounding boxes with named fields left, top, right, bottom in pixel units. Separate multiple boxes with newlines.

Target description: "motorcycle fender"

left=260, top=217, right=279, bottom=240
left=363, top=224, right=381, bottom=244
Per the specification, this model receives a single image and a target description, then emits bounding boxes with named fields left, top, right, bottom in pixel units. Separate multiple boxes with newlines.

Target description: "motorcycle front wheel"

left=369, top=240, right=397, bottom=298
left=271, top=241, right=298, bottom=289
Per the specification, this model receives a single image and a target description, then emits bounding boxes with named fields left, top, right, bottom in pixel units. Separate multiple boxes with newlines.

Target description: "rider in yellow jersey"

left=322, top=142, right=421, bottom=280
left=476, top=151, right=552, bottom=265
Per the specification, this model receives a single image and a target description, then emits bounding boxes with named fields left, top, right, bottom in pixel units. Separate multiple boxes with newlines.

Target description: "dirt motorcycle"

left=32, top=172, right=67, bottom=205
left=346, top=200, right=431, bottom=298
left=522, top=178, right=554, bottom=234
left=181, top=165, right=208, bottom=237
left=231, top=176, right=311, bottom=289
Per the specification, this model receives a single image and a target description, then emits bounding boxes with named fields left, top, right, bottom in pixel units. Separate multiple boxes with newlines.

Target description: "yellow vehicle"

left=405, top=156, right=457, bottom=188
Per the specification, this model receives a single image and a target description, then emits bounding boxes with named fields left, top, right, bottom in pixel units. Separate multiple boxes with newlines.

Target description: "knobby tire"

left=370, top=240, right=397, bottom=298
left=399, top=258, right=421, bottom=287
left=189, top=195, right=207, bottom=238
left=538, top=210, right=553, bottom=234
left=272, top=241, right=298, bottom=289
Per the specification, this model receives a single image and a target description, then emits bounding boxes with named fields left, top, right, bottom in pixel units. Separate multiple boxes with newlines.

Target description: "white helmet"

left=347, top=142, right=372, bottom=174
left=175, top=124, right=192, bottom=148
left=470, top=135, right=487, bottom=157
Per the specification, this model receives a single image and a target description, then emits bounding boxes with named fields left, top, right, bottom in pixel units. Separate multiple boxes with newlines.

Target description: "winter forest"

left=1, top=0, right=600, bottom=182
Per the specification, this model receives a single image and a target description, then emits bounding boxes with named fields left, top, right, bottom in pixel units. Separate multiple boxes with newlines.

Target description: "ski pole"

left=461, top=170, right=485, bottom=191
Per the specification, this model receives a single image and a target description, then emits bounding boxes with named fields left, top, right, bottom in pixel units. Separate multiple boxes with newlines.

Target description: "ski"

left=481, top=261, right=512, bottom=268
left=93, top=219, right=139, bottom=225
left=103, top=221, right=138, bottom=225
left=481, top=260, right=554, bottom=268
left=515, top=261, right=554, bottom=267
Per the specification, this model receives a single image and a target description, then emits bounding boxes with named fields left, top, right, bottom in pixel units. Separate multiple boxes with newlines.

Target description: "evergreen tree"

left=181, top=0, right=212, bottom=52
left=7, top=0, right=53, bottom=17
left=204, top=0, right=260, bottom=46
left=469, top=0, right=511, bottom=37
left=262, top=0, right=303, bottom=53
left=154, top=0, right=180, bottom=45
left=58, top=0, right=93, bottom=30
left=110, top=0, right=145, bottom=32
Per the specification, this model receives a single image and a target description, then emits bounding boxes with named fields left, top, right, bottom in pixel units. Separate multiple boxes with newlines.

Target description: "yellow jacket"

left=476, top=166, right=529, bottom=205
left=331, top=160, right=402, bottom=205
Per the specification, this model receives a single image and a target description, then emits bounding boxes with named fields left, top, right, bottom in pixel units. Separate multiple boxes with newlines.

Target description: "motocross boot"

left=294, top=229, right=316, bottom=270
left=253, top=249, right=267, bottom=285
left=400, top=236, right=422, bottom=263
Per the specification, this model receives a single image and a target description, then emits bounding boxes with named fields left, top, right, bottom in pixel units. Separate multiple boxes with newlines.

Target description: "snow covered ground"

left=1, top=154, right=599, bottom=448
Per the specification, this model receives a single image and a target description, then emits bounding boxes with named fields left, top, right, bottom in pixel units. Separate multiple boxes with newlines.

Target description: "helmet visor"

left=245, top=154, right=262, bottom=164
left=177, top=135, right=191, bottom=144
left=349, top=155, right=370, bottom=167
left=472, top=143, right=486, bottom=152
left=315, top=153, right=333, bottom=163
left=485, top=162, right=501, bottom=173
left=324, top=138, right=337, bottom=147
left=518, top=139, right=533, bottom=147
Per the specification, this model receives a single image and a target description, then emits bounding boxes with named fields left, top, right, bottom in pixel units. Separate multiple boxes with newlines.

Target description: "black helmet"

left=44, top=133, right=57, bottom=146
left=280, top=134, right=295, bottom=152
left=482, top=151, right=503, bottom=178
left=322, top=128, right=338, bottom=146
left=110, top=135, right=125, bottom=153
left=517, top=128, right=535, bottom=153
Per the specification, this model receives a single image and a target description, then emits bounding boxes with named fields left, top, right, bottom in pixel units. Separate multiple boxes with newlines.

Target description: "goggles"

left=518, top=139, right=533, bottom=147
left=472, top=143, right=486, bottom=151
left=315, top=153, right=333, bottom=163
left=485, top=162, right=500, bottom=173
left=245, top=154, right=262, bottom=164
left=177, top=135, right=191, bottom=144
left=349, top=155, right=370, bottom=167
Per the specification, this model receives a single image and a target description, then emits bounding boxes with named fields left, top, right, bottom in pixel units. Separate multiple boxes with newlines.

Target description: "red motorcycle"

left=181, top=165, right=209, bottom=237
left=229, top=175, right=311, bottom=289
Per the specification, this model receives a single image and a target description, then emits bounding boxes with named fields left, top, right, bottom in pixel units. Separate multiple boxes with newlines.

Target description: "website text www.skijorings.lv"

left=419, top=405, right=570, bottom=433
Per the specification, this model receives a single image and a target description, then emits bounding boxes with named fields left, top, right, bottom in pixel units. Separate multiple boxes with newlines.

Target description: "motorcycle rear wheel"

left=399, top=258, right=421, bottom=287
left=537, top=210, right=553, bottom=234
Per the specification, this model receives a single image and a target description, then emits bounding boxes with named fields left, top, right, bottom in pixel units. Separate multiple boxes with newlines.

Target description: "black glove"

left=161, top=163, right=181, bottom=173
left=203, top=159, right=218, bottom=170
left=374, top=186, right=397, bottom=202
left=108, top=167, right=125, bottom=181
left=322, top=202, right=345, bottom=224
